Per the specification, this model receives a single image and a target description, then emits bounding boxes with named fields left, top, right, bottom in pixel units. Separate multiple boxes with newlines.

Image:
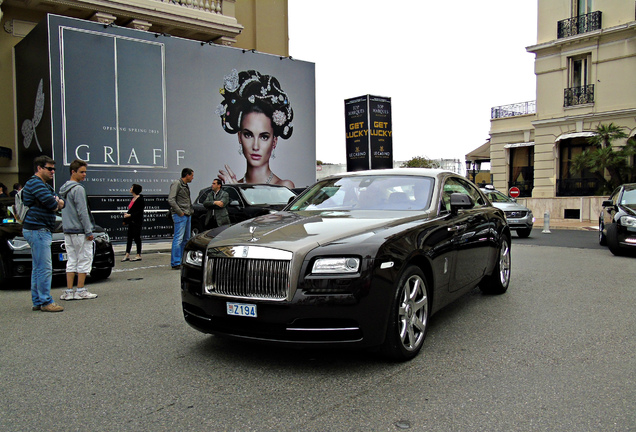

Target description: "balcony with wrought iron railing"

left=564, top=85, right=594, bottom=107
left=557, top=11, right=602, bottom=38
left=491, top=100, right=536, bottom=119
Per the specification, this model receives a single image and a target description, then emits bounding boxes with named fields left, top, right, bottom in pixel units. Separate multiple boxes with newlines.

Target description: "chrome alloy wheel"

left=498, top=237, right=511, bottom=287
left=398, top=274, right=428, bottom=352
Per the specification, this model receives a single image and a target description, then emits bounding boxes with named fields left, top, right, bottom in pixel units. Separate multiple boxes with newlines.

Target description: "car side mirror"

left=450, top=193, right=474, bottom=214
left=229, top=200, right=240, bottom=207
left=602, top=200, right=614, bottom=207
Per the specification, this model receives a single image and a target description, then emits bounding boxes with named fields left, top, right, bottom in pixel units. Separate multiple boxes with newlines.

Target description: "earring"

left=271, top=149, right=276, bottom=159
left=238, top=144, right=243, bottom=155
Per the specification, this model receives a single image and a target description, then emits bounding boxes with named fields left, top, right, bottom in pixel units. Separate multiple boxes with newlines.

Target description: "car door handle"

left=448, top=224, right=467, bottom=232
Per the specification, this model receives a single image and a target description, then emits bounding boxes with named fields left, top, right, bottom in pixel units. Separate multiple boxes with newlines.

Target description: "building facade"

left=484, top=0, right=636, bottom=221
left=0, top=0, right=289, bottom=187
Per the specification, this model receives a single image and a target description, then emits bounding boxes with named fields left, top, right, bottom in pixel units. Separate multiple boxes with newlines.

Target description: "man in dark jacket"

left=22, top=155, right=65, bottom=312
left=203, top=178, right=230, bottom=229
left=167, top=168, right=194, bottom=269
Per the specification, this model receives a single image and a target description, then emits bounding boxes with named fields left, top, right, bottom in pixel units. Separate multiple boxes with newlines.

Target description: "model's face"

left=239, top=112, right=278, bottom=168
left=212, top=181, right=221, bottom=192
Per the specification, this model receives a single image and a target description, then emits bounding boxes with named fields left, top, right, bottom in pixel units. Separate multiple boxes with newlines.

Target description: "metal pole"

left=542, top=211, right=551, bottom=233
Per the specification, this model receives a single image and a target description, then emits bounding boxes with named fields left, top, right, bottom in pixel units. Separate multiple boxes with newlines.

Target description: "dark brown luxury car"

left=180, top=169, right=512, bottom=361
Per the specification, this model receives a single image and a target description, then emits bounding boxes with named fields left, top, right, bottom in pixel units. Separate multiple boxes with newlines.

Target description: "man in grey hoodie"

left=59, top=159, right=97, bottom=301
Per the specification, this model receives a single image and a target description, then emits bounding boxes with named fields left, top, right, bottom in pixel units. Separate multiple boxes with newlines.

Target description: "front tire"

left=606, top=223, right=624, bottom=256
left=479, top=234, right=511, bottom=295
left=381, top=266, right=430, bottom=361
left=91, top=268, right=112, bottom=280
left=516, top=227, right=532, bottom=238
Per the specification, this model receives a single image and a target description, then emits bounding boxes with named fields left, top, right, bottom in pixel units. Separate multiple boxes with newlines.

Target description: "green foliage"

left=570, top=123, right=636, bottom=193
left=401, top=156, right=440, bottom=168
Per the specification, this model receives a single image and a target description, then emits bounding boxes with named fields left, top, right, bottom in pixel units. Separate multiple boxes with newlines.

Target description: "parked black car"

left=0, top=197, right=115, bottom=287
left=599, top=183, right=636, bottom=256
left=191, top=183, right=297, bottom=235
left=180, top=169, right=511, bottom=361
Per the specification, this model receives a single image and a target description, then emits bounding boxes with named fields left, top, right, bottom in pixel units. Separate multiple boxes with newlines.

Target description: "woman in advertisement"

left=215, top=69, right=295, bottom=188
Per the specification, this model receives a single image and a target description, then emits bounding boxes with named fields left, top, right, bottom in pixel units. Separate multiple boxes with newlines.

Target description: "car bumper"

left=180, top=262, right=393, bottom=348
left=506, top=216, right=534, bottom=230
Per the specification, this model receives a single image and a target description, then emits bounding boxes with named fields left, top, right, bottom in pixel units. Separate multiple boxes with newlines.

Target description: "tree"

left=570, top=123, right=636, bottom=193
left=401, top=156, right=440, bottom=168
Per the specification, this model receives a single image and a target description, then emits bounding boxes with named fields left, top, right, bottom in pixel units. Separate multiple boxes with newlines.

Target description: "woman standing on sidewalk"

left=121, top=184, right=144, bottom=262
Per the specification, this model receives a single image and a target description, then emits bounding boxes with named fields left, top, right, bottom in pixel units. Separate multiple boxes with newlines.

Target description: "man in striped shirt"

left=22, top=155, right=65, bottom=312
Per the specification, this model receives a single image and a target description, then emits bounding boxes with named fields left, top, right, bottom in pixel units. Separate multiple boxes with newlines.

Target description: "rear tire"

left=381, top=266, right=430, bottom=361
left=479, top=234, right=511, bottom=295
left=598, top=221, right=607, bottom=246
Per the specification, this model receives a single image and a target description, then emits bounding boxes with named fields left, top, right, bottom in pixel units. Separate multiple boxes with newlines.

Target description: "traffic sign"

left=509, top=187, right=520, bottom=198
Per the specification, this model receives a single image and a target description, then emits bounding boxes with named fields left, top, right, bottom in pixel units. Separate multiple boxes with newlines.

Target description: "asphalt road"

left=1, top=235, right=634, bottom=431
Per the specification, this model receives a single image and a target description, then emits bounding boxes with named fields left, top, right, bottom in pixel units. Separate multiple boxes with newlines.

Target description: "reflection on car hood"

left=203, top=210, right=432, bottom=252
left=490, top=202, right=530, bottom=212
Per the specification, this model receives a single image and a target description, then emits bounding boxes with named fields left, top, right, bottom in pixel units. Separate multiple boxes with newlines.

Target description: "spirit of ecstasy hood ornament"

left=248, top=226, right=259, bottom=242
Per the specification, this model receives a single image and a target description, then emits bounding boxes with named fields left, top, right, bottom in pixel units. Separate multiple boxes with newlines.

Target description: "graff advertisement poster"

left=14, top=15, right=316, bottom=241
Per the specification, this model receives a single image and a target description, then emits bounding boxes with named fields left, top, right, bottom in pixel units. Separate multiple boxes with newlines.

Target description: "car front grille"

left=505, top=210, right=527, bottom=219
left=204, top=257, right=290, bottom=300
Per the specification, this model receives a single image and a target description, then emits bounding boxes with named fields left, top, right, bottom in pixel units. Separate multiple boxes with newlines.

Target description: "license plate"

left=59, top=253, right=68, bottom=261
left=226, top=302, right=257, bottom=318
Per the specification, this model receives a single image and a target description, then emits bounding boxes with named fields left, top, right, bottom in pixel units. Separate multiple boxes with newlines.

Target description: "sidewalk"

left=535, top=218, right=598, bottom=231
left=111, top=218, right=598, bottom=255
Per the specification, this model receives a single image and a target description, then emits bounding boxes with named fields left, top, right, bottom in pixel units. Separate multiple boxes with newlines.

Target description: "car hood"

left=490, top=202, right=530, bottom=212
left=200, top=210, right=433, bottom=253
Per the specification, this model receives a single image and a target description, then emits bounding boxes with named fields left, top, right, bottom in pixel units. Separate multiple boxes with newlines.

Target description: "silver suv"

left=481, top=186, right=534, bottom=238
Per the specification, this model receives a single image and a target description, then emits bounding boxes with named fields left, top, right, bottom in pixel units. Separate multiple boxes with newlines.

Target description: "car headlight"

left=8, top=238, right=30, bottom=251
left=312, top=257, right=360, bottom=274
left=94, top=232, right=110, bottom=243
left=620, top=215, right=636, bottom=228
left=185, top=249, right=203, bottom=266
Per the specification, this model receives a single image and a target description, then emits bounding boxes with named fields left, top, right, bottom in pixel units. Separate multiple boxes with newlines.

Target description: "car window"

left=289, top=175, right=434, bottom=211
left=239, top=185, right=296, bottom=205
left=224, top=187, right=241, bottom=203
left=485, top=191, right=511, bottom=203
left=198, top=189, right=210, bottom=204
left=440, top=178, right=486, bottom=213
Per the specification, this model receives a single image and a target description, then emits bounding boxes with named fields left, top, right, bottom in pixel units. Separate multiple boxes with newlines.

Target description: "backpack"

left=13, top=188, right=29, bottom=224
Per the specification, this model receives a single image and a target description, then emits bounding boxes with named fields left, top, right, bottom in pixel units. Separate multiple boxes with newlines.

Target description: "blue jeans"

left=23, top=228, right=53, bottom=307
left=171, top=214, right=191, bottom=267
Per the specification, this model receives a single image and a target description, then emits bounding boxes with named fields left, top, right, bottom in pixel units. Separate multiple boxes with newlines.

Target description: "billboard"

left=14, top=15, right=316, bottom=241
left=344, top=95, right=392, bottom=171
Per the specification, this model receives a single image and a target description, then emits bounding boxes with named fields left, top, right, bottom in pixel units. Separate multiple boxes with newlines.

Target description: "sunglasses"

left=43, top=167, right=56, bottom=172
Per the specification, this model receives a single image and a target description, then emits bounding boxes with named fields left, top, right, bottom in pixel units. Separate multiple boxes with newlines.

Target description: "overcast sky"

left=288, top=0, right=538, bottom=166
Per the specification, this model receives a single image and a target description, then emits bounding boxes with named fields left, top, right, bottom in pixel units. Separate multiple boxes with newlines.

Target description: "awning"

left=465, top=141, right=491, bottom=162
left=555, top=131, right=596, bottom=142
left=504, top=141, right=535, bottom=149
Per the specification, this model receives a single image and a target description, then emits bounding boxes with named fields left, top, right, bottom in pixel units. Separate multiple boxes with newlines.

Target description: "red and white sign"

left=509, top=187, right=521, bottom=198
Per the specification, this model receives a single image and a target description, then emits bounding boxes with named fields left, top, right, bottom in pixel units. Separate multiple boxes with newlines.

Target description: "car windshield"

left=485, top=191, right=513, bottom=203
left=289, top=175, right=434, bottom=211
left=622, top=186, right=636, bottom=209
left=239, top=185, right=296, bottom=205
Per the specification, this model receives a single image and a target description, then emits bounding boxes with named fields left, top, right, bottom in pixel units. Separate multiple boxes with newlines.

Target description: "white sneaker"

left=60, top=289, right=75, bottom=301
left=74, top=289, right=97, bottom=300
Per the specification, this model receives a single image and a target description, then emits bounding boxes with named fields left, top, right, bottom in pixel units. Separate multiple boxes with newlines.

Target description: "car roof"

left=321, top=168, right=454, bottom=181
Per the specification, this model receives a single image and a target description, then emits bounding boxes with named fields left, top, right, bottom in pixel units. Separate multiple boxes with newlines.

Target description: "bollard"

left=542, top=211, right=551, bottom=233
